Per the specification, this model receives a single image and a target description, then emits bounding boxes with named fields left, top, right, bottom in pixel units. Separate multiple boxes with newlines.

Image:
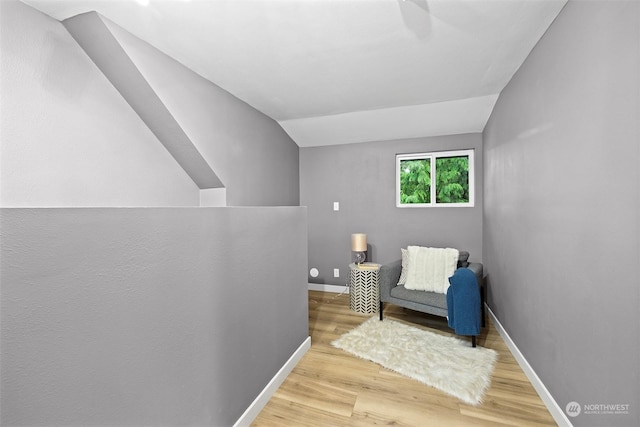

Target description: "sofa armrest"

left=465, top=262, right=483, bottom=287
left=379, top=259, right=402, bottom=302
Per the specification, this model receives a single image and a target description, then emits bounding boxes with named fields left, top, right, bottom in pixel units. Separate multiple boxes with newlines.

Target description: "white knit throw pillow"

left=398, top=248, right=408, bottom=285
left=404, top=246, right=459, bottom=293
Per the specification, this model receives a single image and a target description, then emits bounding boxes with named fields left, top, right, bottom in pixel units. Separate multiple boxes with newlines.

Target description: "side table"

left=349, top=263, right=381, bottom=314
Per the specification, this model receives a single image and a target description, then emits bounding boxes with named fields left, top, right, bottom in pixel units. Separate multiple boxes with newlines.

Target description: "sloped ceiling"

left=62, top=11, right=224, bottom=189
left=23, top=0, right=567, bottom=147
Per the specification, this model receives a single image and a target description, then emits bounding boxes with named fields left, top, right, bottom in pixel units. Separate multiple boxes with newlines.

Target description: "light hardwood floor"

left=252, top=290, right=557, bottom=426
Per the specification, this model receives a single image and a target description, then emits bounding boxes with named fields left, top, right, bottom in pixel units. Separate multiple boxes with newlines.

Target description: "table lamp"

left=351, top=233, right=367, bottom=264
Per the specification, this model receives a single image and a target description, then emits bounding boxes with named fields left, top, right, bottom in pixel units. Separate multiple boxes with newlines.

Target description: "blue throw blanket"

left=446, top=268, right=480, bottom=336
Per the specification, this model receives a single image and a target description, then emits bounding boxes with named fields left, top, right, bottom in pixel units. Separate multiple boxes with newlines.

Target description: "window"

left=396, top=149, right=474, bottom=207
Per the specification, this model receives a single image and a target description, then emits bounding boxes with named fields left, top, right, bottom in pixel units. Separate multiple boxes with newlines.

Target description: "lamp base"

left=353, top=251, right=366, bottom=264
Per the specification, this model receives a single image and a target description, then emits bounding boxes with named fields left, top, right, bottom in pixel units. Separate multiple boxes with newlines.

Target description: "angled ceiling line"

left=62, top=11, right=224, bottom=189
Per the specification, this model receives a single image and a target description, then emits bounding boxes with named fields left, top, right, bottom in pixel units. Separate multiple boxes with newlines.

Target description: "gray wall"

left=62, top=12, right=224, bottom=191
left=301, top=134, right=483, bottom=285
left=483, top=1, right=639, bottom=426
left=102, top=15, right=300, bottom=207
left=1, top=2, right=307, bottom=425
left=0, top=207, right=309, bottom=427
left=0, top=0, right=199, bottom=207
left=1, top=0, right=299, bottom=208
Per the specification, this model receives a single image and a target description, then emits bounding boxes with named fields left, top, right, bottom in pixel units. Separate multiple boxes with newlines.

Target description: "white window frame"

left=396, top=149, right=475, bottom=208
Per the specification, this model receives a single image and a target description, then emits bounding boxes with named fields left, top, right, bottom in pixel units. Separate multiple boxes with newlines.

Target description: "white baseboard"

left=233, top=336, right=311, bottom=427
left=486, top=305, right=572, bottom=427
left=308, top=283, right=349, bottom=293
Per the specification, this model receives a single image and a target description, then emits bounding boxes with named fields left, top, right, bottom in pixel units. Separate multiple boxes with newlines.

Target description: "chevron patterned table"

left=349, top=263, right=381, bottom=314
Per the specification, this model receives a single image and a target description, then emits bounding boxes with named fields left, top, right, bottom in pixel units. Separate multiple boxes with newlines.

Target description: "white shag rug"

left=332, top=317, right=498, bottom=406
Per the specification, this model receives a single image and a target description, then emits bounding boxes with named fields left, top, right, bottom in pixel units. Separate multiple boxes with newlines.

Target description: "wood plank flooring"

left=252, top=290, right=557, bottom=426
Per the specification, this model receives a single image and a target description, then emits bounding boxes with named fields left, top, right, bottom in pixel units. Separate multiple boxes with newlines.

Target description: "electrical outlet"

left=333, top=202, right=339, bottom=211
left=333, top=268, right=340, bottom=278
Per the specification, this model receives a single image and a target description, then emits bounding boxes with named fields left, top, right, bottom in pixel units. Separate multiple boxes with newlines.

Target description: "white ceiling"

left=23, top=0, right=567, bottom=147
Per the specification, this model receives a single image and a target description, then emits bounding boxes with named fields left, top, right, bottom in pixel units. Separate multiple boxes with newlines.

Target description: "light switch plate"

left=333, top=202, right=339, bottom=211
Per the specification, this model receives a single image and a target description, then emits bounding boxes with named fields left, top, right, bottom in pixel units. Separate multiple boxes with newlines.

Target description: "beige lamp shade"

left=351, top=233, right=367, bottom=252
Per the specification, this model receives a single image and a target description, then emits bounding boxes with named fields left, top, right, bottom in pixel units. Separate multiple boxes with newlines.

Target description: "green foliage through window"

left=435, top=156, right=469, bottom=203
left=397, top=150, right=474, bottom=207
left=399, top=159, right=431, bottom=204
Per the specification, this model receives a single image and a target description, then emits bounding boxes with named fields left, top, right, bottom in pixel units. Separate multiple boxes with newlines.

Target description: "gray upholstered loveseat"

left=378, top=251, right=485, bottom=346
